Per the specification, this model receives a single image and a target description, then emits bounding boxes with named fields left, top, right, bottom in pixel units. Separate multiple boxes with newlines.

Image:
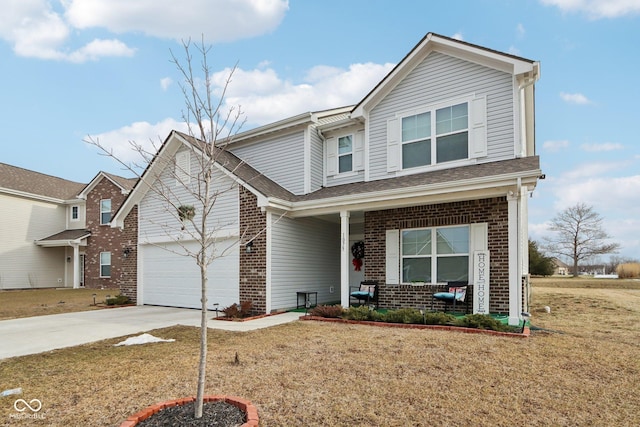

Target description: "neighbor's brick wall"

left=84, top=178, right=130, bottom=290
left=364, top=197, right=510, bottom=313
left=117, top=205, right=138, bottom=302
left=239, top=188, right=267, bottom=314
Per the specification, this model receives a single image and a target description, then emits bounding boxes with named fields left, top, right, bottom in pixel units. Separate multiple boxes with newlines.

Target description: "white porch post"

left=72, top=243, right=80, bottom=289
left=507, top=190, right=521, bottom=326
left=340, top=211, right=350, bottom=308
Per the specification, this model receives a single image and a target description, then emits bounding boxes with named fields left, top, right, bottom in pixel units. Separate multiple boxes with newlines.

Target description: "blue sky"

left=1, top=0, right=639, bottom=261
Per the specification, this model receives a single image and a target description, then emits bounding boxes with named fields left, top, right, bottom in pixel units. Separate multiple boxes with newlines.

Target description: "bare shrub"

left=617, top=262, right=640, bottom=279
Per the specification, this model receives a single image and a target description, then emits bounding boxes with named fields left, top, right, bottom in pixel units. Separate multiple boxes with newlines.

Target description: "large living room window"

left=100, top=199, right=111, bottom=225
left=100, top=252, right=111, bottom=278
left=401, top=226, right=469, bottom=283
left=401, top=102, right=469, bottom=169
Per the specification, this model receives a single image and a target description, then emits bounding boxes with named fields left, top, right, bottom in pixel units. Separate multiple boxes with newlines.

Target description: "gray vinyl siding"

left=270, top=215, right=340, bottom=310
left=230, top=130, right=306, bottom=195
left=139, top=147, right=239, bottom=242
left=369, top=51, right=516, bottom=180
left=309, top=127, right=324, bottom=193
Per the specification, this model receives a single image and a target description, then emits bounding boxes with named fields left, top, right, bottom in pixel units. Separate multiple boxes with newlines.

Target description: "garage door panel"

left=141, top=241, right=239, bottom=310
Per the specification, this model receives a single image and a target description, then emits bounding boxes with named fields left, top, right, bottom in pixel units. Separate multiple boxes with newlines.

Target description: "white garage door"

left=140, top=240, right=239, bottom=310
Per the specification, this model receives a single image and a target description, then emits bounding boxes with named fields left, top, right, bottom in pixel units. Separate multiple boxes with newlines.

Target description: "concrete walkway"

left=0, top=306, right=302, bottom=359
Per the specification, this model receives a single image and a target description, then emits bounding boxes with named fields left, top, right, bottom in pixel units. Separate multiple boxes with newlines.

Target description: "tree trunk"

left=195, top=263, right=208, bottom=418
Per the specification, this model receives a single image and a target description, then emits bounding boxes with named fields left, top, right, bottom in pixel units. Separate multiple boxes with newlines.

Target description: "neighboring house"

left=0, top=163, right=137, bottom=293
left=113, top=32, right=542, bottom=325
left=552, top=258, right=569, bottom=276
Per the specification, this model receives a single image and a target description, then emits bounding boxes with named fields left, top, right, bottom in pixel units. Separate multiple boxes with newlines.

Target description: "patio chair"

left=350, top=281, right=379, bottom=309
left=432, top=281, right=469, bottom=313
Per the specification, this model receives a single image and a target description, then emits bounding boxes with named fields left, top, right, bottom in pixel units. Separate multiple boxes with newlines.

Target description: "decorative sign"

left=473, top=250, right=490, bottom=314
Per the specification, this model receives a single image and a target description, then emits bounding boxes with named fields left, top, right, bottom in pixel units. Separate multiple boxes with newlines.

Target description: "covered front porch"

left=35, top=229, right=90, bottom=289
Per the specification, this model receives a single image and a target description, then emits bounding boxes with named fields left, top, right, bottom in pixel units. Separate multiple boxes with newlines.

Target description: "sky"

left=1, top=0, right=639, bottom=261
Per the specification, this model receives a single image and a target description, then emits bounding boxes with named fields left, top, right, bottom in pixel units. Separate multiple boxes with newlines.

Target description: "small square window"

left=71, top=206, right=79, bottom=220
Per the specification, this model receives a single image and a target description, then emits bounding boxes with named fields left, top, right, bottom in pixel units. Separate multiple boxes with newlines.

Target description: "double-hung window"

left=100, top=252, right=111, bottom=278
left=401, top=102, right=469, bottom=169
left=71, top=205, right=79, bottom=221
left=100, top=199, right=111, bottom=225
left=338, top=135, right=353, bottom=174
left=401, top=226, right=469, bottom=283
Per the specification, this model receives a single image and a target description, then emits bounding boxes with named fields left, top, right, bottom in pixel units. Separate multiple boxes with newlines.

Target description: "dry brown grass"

left=1, top=279, right=639, bottom=426
left=0, top=288, right=118, bottom=320
left=617, top=263, right=640, bottom=279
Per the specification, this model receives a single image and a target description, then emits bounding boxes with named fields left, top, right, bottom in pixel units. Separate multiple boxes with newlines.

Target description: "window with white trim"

left=100, top=199, right=111, bottom=225
left=100, top=252, right=111, bottom=278
left=71, top=205, right=79, bottom=221
left=387, top=96, right=486, bottom=173
left=401, top=102, right=468, bottom=169
left=401, top=225, right=469, bottom=283
left=338, top=135, right=353, bottom=173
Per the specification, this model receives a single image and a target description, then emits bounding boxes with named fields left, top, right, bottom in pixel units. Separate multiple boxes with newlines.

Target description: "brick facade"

left=238, top=188, right=267, bottom=314
left=117, top=206, right=138, bottom=302
left=364, top=197, right=511, bottom=313
left=84, top=178, right=136, bottom=293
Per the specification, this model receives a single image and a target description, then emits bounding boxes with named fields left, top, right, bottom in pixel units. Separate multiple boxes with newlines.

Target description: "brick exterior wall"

left=117, top=206, right=138, bottom=302
left=364, top=197, right=511, bottom=313
left=238, top=188, right=267, bottom=314
left=84, top=178, right=135, bottom=292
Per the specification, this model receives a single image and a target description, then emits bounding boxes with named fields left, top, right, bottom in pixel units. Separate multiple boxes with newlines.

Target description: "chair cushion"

left=351, top=291, right=373, bottom=298
left=433, top=292, right=455, bottom=301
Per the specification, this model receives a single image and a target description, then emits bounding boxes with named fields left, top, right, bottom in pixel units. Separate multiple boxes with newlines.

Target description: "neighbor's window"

left=71, top=205, right=79, bottom=220
left=100, top=199, right=111, bottom=225
left=338, top=135, right=353, bottom=173
left=401, top=226, right=469, bottom=283
left=401, top=102, right=468, bottom=169
left=100, top=252, right=111, bottom=278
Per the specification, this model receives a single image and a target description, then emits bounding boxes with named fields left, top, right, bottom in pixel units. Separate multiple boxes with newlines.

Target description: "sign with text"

left=473, top=250, right=490, bottom=314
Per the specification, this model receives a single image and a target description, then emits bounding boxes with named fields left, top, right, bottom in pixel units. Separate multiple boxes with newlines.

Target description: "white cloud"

left=508, top=46, right=521, bottom=55
left=87, top=118, right=188, bottom=164
left=516, top=23, right=526, bottom=38
left=543, top=140, right=570, bottom=151
left=560, top=92, right=593, bottom=105
left=0, top=0, right=288, bottom=62
left=561, top=161, right=629, bottom=180
left=160, top=77, right=173, bottom=91
left=212, top=62, right=395, bottom=125
left=540, top=0, right=640, bottom=19
left=580, top=142, right=624, bottom=152
left=451, top=32, right=464, bottom=41
left=64, top=0, right=288, bottom=42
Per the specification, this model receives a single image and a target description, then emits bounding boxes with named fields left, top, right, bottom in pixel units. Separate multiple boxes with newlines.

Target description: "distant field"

left=531, top=276, right=640, bottom=289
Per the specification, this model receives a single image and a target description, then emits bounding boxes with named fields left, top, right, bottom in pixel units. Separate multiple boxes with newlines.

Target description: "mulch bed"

left=136, top=400, right=245, bottom=427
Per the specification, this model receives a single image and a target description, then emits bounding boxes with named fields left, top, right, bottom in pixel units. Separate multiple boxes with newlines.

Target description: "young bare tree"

left=543, top=202, right=620, bottom=277
left=87, top=38, right=248, bottom=419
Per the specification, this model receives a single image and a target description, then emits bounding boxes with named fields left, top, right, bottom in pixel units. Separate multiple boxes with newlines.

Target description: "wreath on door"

left=351, top=241, right=364, bottom=271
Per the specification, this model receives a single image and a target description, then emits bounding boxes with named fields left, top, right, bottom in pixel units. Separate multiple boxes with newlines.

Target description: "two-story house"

left=113, top=33, right=541, bottom=325
left=0, top=163, right=137, bottom=293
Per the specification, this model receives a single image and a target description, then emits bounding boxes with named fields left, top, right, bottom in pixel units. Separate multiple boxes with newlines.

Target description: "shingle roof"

left=37, top=229, right=91, bottom=242
left=177, top=132, right=540, bottom=203
left=102, top=172, right=138, bottom=192
left=0, top=162, right=86, bottom=200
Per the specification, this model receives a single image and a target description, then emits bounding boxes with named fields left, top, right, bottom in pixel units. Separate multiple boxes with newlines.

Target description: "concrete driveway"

left=0, top=306, right=301, bottom=359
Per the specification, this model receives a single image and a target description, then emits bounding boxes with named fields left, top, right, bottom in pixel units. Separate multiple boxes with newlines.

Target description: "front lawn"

left=1, top=279, right=638, bottom=426
left=0, top=288, right=118, bottom=320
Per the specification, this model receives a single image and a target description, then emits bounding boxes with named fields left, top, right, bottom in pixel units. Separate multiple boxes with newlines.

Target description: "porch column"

left=507, top=190, right=521, bottom=326
left=340, top=211, right=350, bottom=308
left=72, top=243, right=80, bottom=289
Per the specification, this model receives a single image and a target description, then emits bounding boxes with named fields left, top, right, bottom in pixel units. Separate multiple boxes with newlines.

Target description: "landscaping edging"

left=119, top=395, right=259, bottom=427
left=299, top=315, right=530, bottom=338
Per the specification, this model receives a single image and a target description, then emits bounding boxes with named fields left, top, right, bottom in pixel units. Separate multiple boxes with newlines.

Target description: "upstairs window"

left=387, top=96, right=485, bottom=173
left=71, top=205, right=79, bottom=221
left=100, top=199, right=111, bottom=225
left=401, top=102, right=468, bottom=169
left=338, top=135, right=353, bottom=174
